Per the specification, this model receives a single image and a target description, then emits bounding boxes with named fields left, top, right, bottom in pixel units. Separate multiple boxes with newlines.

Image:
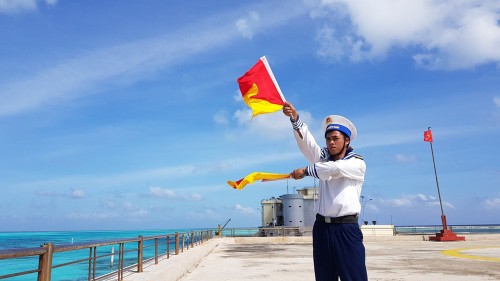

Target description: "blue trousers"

left=313, top=220, right=368, bottom=281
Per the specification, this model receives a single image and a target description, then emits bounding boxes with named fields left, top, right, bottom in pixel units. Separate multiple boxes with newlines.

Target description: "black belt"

left=316, top=213, right=358, bottom=224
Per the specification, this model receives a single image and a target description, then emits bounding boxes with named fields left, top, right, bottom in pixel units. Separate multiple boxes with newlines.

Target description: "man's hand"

left=283, top=101, right=298, bottom=122
left=290, top=167, right=306, bottom=180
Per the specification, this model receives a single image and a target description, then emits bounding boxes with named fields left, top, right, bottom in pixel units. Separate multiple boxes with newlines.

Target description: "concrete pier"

left=125, top=235, right=500, bottom=281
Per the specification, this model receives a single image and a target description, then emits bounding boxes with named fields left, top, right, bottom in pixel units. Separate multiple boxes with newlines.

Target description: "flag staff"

left=426, top=127, right=446, bottom=229
left=424, top=127, right=465, bottom=242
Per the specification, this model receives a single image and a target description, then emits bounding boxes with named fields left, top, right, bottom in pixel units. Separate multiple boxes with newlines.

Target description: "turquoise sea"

left=0, top=229, right=198, bottom=281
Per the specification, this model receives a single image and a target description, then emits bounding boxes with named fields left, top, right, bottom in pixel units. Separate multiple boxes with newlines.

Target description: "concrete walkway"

left=125, top=235, right=500, bottom=281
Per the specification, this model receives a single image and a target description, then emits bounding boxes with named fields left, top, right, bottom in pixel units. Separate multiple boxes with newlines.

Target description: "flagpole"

left=425, top=127, right=464, bottom=241
left=427, top=127, right=446, bottom=230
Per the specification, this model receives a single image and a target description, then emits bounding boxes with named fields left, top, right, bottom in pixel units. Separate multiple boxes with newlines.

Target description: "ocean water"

left=0, top=229, right=198, bottom=281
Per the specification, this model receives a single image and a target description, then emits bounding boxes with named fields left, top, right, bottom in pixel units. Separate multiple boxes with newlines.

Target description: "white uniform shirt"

left=292, top=117, right=366, bottom=217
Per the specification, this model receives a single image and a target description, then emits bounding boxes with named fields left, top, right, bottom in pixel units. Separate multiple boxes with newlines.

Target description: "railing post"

left=181, top=233, right=185, bottom=252
left=175, top=232, right=180, bottom=255
left=119, top=243, right=125, bottom=281
left=137, top=236, right=143, bottom=273
left=191, top=231, right=194, bottom=248
left=92, top=247, right=97, bottom=280
left=37, top=243, right=54, bottom=281
left=167, top=235, right=170, bottom=259
left=155, top=238, right=159, bottom=264
left=87, top=248, right=92, bottom=281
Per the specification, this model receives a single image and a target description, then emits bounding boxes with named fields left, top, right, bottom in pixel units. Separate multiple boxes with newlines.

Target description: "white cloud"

left=314, top=0, right=500, bottom=70
left=184, top=193, right=202, bottom=201
left=494, top=96, right=500, bottom=107
left=130, top=209, right=148, bottom=217
left=186, top=208, right=222, bottom=221
left=233, top=108, right=315, bottom=140
left=149, top=186, right=177, bottom=198
left=148, top=186, right=202, bottom=201
left=0, top=0, right=57, bottom=14
left=379, top=193, right=454, bottom=209
left=0, top=0, right=37, bottom=13
left=213, top=110, right=229, bottom=125
left=34, top=188, right=85, bottom=199
left=234, top=204, right=258, bottom=215
left=394, top=154, right=416, bottom=163
left=100, top=199, right=117, bottom=209
left=483, top=197, right=500, bottom=208
left=70, top=188, right=85, bottom=199
left=65, top=211, right=118, bottom=220
left=235, top=11, right=260, bottom=39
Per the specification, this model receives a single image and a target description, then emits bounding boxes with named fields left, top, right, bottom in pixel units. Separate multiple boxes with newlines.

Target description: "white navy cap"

left=322, top=115, right=357, bottom=141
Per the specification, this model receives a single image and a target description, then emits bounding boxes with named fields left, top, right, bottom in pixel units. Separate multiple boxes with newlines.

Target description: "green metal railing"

left=0, top=230, right=213, bottom=281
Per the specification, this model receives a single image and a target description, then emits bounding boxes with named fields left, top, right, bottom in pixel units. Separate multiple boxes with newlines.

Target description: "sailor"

left=283, top=101, right=367, bottom=281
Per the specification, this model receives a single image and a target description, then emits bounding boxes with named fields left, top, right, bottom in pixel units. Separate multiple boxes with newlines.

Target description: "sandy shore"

left=124, top=234, right=500, bottom=281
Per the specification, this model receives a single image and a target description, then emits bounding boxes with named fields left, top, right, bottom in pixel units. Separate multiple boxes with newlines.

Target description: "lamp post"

left=361, top=196, right=372, bottom=224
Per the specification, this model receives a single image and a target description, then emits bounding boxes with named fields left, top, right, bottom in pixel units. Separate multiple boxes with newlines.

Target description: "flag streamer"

left=228, top=172, right=291, bottom=190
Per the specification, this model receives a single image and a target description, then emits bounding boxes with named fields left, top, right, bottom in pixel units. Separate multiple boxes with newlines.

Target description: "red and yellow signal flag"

left=424, top=129, right=433, bottom=142
left=228, top=172, right=291, bottom=190
left=237, top=56, right=286, bottom=118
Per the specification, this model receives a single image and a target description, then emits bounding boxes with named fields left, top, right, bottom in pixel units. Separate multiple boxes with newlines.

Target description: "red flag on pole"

left=424, top=129, right=433, bottom=142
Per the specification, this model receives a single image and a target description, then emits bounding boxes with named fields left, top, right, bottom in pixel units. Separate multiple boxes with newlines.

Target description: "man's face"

left=325, top=130, right=347, bottom=156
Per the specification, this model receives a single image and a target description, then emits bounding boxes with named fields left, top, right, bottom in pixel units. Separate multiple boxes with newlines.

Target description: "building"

left=260, top=187, right=318, bottom=227
left=260, top=187, right=394, bottom=238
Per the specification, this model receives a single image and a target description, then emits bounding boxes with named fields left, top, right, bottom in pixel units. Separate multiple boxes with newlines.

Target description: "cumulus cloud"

left=34, top=188, right=85, bottom=199
left=483, top=197, right=500, bottom=208
left=185, top=193, right=202, bottom=201
left=232, top=108, right=315, bottom=140
left=149, top=186, right=177, bottom=198
left=314, top=0, right=500, bottom=70
left=234, top=204, right=258, bottom=215
left=213, top=110, right=229, bottom=125
left=494, top=96, right=500, bottom=107
left=186, top=208, right=221, bottom=220
left=148, top=186, right=202, bottom=201
left=65, top=211, right=118, bottom=220
left=394, top=154, right=417, bottom=163
left=0, top=0, right=57, bottom=14
left=70, top=188, right=85, bottom=199
left=379, top=193, right=454, bottom=209
left=120, top=202, right=148, bottom=217
left=235, top=11, right=260, bottom=39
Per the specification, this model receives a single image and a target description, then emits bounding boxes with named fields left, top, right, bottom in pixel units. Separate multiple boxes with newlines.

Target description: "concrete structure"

left=123, top=234, right=500, bottom=281
left=261, top=187, right=318, bottom=227
left=361, top=224, right=395, bottom=237
left=260, top=197, right=283, bottom=227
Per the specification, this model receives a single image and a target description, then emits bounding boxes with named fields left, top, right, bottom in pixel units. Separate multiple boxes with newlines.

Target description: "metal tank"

left=282, top=194, right=305, bottom=227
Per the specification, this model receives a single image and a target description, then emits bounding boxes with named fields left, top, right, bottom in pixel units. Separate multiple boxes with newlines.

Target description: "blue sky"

left=0, top=0, right=499, bottom=231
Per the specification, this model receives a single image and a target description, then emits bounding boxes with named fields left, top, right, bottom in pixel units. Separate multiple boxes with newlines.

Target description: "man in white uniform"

left=283, top=101, right=368, bottom=281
